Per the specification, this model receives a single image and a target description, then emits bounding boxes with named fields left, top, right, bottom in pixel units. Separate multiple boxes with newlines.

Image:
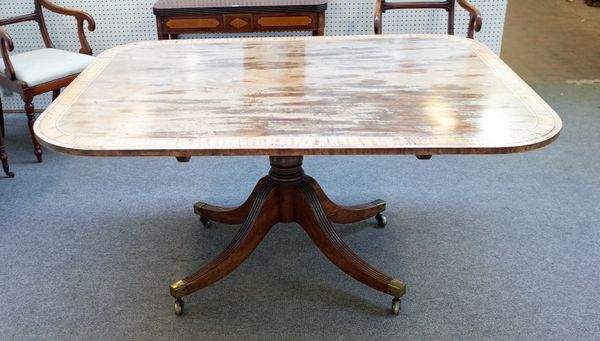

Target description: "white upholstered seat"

left=3, top=48, right=95, bottom=87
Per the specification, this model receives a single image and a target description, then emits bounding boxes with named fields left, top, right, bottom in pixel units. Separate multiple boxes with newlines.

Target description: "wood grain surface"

left=34, top=35, right=562, bottom=157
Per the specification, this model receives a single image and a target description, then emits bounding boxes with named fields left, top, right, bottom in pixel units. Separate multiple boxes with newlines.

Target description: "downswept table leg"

left=172, top=156, right=404, bottom=316
left=294, top=181, right=405, bottom=314
left=193, top=176, right=270, bottom=227
left=170, top=180, right=279, bottom=315
left=304, top=176, right=387, bottom=226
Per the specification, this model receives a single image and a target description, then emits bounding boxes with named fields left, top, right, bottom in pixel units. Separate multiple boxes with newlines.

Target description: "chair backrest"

left=0, top=1, right=55, bottom=50
left=387, top=0, right=455, bottom=34
left=374, top=0, right=482, bottom=38
left=1, top=0, right=95, bottom=56
left=0, top=0, right=95, bottom=82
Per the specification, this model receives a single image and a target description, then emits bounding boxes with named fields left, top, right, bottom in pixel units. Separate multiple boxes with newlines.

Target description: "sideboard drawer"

left=255, top=13, right=317, bottom=31
left=164, top=16, right=224, bottom=31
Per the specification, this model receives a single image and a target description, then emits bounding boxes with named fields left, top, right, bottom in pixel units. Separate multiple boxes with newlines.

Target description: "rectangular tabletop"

left=34, top=35, right=562, bottom=157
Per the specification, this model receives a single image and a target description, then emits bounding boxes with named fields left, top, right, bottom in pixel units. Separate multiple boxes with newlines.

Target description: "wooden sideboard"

left=153, top=0, right=327, bottom=39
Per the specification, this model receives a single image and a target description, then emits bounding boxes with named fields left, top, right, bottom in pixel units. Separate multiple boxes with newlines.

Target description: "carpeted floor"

left=1, top=82, right=599, bottom=340
left=501, top=0, right=600, bottom=83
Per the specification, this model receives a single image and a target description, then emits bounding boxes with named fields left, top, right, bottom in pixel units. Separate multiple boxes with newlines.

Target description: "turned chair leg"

left=0, top=95, right=15, bottom=177
left=52, top=89, right=61, bottom=101
left=24, top=99, right=43, bottom=162
left=0, top=95, right=5, bottom=138
left=0, top=129, right=14, bottom=178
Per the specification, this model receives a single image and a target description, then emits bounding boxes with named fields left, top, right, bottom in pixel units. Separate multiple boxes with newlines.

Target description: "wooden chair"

left=374, top=0, right=482, bottom=38
left=0, top=0, right=95, bottom=176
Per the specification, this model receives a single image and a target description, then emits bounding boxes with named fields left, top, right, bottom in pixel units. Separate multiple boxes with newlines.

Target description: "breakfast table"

left=34, top=34, right=562, bottom=316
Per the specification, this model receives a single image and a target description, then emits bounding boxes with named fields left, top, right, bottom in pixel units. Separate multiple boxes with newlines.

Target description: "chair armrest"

left=37, top=0, right=96, bottom=55
left=0, top=27, right=16, bottom=80
left=456, top=0, right=482, bottom=38
left=374, top=0, right=384, bottom=34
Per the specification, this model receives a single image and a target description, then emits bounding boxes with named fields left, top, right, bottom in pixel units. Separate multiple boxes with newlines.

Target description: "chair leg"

left=52, top=89, right=61, bottom=101
left=24, top=100, right=43, bottom=163
left=0, top=95, right=5, bottom=138
left=0, top=130, right=14, bottom=178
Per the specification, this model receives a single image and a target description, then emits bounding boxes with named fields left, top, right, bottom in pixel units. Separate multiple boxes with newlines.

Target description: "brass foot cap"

left=386, top=279, right=406, bottom=298
left=373, top=199, right=386, bottom=211
left=193, top=202, right=207, bottom=215
left=170, top=280, right=189, bottom=298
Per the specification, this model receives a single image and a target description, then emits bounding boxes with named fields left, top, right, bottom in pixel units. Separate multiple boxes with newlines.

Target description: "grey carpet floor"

left=0, top=83, right=599, bottom=340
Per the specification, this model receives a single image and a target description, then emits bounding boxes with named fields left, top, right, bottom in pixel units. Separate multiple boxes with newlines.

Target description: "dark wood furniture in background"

left=0, top=0, right=95, bottom=175
left=585, top=0, right=600, bottom=6
left=374, top=0, right=482, bottom=38
left=0, top=98, right=12, bottom=177
left=153, top=0, right=327, bottom=39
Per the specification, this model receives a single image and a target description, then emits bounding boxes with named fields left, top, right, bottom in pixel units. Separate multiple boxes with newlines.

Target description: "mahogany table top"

left=34, top=35, right=562, bottom=157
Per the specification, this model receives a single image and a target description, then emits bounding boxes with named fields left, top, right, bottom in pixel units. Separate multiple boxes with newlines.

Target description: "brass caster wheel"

left=376, top=213, right=387, bottom=227
left=174, top=298, right=184, bottom=316
left=200, top=217, right=212, bottom=229
left=391, top=297, right=401, bottom=315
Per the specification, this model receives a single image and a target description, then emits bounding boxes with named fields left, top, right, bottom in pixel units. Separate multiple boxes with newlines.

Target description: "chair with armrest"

left=0, top=0, right=95, bottom=176
left=374, top=0, right=482, bottom=38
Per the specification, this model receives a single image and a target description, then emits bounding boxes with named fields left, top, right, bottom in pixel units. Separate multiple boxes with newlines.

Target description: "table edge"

left=37, top=130, right=561, bottom=158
